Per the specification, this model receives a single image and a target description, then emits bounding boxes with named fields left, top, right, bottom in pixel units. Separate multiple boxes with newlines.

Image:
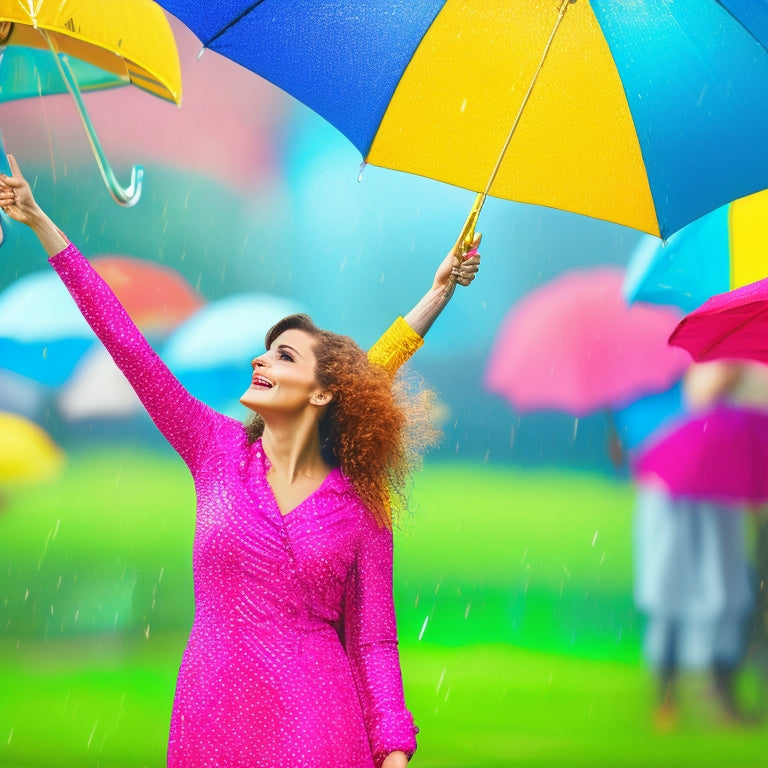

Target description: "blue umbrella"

left=623, top=188, right=768, bottom=313
left=161, top=293, right=306, bottom=412
left=0, top=270, right=96, bottom=387
left=612, top=379, right=688, bottom=454
left=157, top=0, right=768, bottom=240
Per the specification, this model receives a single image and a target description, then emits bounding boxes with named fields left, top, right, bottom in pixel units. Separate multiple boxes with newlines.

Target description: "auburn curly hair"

left=244, top=314, right=439, bottom=528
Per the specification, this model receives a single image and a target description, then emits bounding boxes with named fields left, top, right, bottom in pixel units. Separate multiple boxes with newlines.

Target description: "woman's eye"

left=280, top=352, right=293, bottom=362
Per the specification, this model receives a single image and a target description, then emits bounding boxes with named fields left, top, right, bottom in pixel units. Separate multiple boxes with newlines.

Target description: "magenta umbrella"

left=669, top=276, right=768, bottom=366
left=484, top=267, right=691, bottom=416
left=633, top=405, right=768, bottom=507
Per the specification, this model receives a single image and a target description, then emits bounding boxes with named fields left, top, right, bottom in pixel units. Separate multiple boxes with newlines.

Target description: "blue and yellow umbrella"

left=159, top=0, right=768, bottom=242
left=623, top=188, right=768, bottom=313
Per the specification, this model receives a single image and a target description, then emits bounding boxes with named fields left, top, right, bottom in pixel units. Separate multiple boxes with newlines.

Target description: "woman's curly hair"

left=244, top=314, right=440, bottom=528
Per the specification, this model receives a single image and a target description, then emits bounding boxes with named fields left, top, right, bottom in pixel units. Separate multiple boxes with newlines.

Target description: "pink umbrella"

left=633, top=405, right=768, bottom=507
left=669, top=276, right=768, bottom=366
left=484, top=267, right=690, bottom=416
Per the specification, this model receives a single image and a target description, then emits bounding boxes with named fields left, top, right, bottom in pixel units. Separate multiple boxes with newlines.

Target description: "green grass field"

left=1, top=449, right=765, bottom=767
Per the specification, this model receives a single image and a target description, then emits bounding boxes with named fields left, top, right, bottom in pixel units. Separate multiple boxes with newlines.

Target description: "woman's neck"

left=260, top=417, right=328, bottom=484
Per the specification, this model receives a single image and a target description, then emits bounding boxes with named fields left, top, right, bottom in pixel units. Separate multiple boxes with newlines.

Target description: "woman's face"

left=240, top=328, right=330, bottom=416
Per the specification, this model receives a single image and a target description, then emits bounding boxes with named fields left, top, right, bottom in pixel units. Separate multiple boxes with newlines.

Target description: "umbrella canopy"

left=91, top=256, right=204, bottom=336
left=0, top=270, right=96, bottom=386
left=484, top=267, right=690, bottom=416
left=161, top=293, right=306, bottom=410
left=633, top=405, right=768, bottom=507
left=624, top=188, right=768, bottom=313
left=0, top=257, right=201, bottom=386
left=668, top=277, right=768, bottom=366
left=0, top=0, right=182, bottom=205
left=157, top=0, right=768, bottom=239
left=0, top=411, right=64, bottom=486
left=612, top=379, right=688, bottom=454
left=58, top=346, right=143, bottom=420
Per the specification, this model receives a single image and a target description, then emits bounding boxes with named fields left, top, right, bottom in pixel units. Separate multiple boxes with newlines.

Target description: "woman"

left=633, top=361, right=754, bottom=728
left=0, top=155, right=479, bottom=768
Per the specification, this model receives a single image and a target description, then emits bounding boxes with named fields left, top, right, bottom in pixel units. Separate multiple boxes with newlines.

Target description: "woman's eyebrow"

left=277, top=343, right=302, bottom=358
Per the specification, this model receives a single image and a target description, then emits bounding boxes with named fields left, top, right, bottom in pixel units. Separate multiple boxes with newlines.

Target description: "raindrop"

left=435, top=667, right=446, bottom=695
left=417, top=615, right=429, bottom=641
left=591, top=529, right=598, bottom=547
left=460, top=98, right=467, bottom=113
left=86, top=721, right=98, bottom=749
left=197, top=46, right=206, bottom=61
left=357, top=162, right=367, bottom=183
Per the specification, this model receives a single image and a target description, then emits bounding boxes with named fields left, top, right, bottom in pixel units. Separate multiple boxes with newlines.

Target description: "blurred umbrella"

left=484, top=268, right=690, bottom=416
left=91, top=255, right=204, bottom=336
left=669, top=277, right=768, bottom=366
left=162, top=293, right=306, bottom=410
left=0, top=0, right=181, bottom=205
left=0, top=369, right=48, bottom=421
left=0, top=256, right=201, bottom=386
left=58, top=346, right=142, bottom=420
left=633, top=405, right=768, bottom=507
left=0, top=269, right=96, bottom=386
left=0, top=411, right=64, bottom=487
left=158, top=0, right=768, bottom=241
left=624, top=188, right=768, bottom=313
left=612, top=379, right=688, bottom=454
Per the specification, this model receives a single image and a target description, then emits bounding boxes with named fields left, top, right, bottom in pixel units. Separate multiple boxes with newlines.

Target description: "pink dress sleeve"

left=49, top=243, right=224, bottom=470
left=343, top=511, right=418, bottom=767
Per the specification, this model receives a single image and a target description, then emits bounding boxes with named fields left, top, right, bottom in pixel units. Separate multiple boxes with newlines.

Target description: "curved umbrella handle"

left=42, top=32, right=143, bottom=207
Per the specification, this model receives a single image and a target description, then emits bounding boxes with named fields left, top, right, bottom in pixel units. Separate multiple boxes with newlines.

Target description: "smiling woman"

left=0, top=154, right=479, bottom=768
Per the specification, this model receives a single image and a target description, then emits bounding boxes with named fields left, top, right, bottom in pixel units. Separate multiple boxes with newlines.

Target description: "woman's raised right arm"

left=0, top=155, right=220, bottom=468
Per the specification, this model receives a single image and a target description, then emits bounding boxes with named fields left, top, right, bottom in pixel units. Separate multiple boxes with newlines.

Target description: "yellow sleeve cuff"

left=367, top=317, right=424, bottom=376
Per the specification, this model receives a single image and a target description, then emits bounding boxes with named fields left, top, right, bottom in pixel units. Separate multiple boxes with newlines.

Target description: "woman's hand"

left=380, top=750, right=409, bottom=768
left=432, top=231, right=481, bottom=292
left=0, top=154, right=44, bottom=226
left=0, top=154, right=68, bottom=255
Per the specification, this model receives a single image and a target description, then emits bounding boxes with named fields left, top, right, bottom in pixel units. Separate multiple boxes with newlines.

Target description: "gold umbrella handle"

left=456, top=191, right=486, bottom=260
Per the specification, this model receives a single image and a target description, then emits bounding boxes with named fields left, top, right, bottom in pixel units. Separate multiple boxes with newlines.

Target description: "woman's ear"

left=310, top=390, right=333, bottom=407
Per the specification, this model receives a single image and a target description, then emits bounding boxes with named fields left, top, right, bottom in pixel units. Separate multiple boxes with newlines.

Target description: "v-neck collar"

left=252, top=438, right=342, bottom=519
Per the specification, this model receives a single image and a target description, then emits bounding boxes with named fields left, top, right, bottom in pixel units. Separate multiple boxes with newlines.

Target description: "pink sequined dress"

left=51, top=243, right=418, bottom=768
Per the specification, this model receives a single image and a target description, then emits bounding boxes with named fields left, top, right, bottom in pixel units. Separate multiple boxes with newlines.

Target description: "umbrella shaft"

left=482, top=0, right=575, bottom=200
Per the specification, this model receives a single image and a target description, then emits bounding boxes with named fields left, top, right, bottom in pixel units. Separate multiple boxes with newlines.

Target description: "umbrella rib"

left=202, top=1, right=268, bottom=50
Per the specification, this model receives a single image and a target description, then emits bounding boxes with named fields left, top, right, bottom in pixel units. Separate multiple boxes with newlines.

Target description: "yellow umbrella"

left=0, top=411, right=64, bottom=486
left=0, top=0, right=182, bottom=205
